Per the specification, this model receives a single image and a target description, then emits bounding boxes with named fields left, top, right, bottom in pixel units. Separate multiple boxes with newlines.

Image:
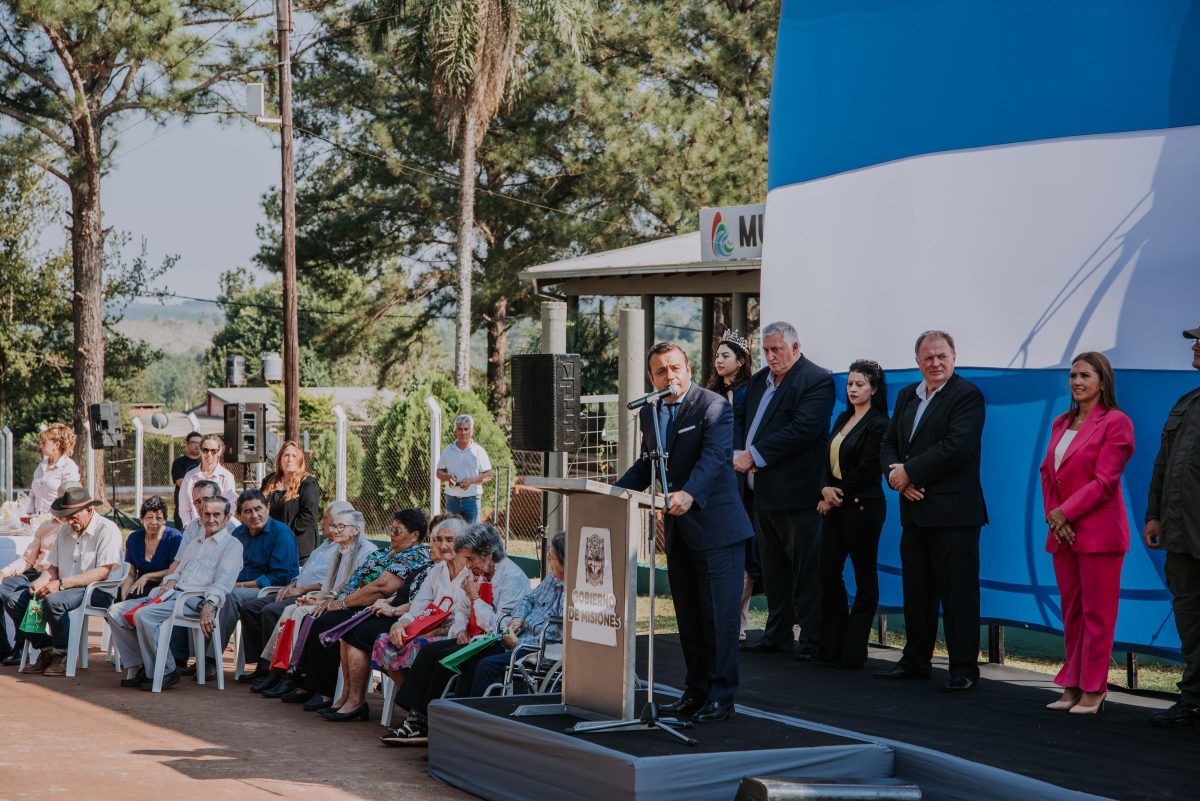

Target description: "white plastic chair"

left=18, top=563, right=129, bottom=675
left=151, top=590, right=224, bottom=692
left=233, top=585, right=285, bottom=679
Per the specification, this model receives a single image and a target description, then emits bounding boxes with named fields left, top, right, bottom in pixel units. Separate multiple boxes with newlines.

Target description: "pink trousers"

left=1053, top=549, right=1124, bottom=693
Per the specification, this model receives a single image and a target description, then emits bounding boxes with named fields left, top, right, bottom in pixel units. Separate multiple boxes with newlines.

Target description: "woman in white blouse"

left=25, top=423, right=81, bottom=518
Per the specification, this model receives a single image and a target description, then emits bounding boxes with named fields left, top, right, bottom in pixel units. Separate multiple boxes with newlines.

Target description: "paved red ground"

left=0, top=625, right=475, bottom=801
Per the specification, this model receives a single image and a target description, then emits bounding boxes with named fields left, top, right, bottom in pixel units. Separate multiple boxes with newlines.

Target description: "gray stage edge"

left=427, top=696, right=1117, bottom=801
left=427, top=700, right=893, bottom=801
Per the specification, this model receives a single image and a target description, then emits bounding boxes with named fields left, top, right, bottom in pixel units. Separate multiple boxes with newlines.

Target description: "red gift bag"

left=466, top=581, right=494, bottom=638
left=270, top=618, right=296, bottom=671
left=122, top=595, right=166, bottom=627
left=401, top=596, right=454, bottom=643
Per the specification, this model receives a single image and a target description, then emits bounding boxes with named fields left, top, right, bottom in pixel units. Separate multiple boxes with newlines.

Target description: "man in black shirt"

left=171, top=431, right=203, bottom=529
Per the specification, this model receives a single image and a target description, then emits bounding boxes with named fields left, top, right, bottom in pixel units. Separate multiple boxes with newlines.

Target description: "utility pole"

left=278, top=0, right=300, bottom=442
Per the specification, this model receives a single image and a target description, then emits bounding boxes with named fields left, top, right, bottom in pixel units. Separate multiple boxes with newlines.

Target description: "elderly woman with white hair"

left=248, top=501, right=377, bottom=695
left=435, top=414, right=493, bottom=523
left=279, top=508, right=431, bottom=713
left=387, top=522, right=529, bottom=744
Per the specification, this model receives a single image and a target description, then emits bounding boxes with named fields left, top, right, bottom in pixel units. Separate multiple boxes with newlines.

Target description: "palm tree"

left=381, top=0, right=592, bottom=389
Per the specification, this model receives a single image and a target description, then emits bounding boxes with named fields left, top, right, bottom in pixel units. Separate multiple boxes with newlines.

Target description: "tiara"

left=720, top=329, right=750, bottom=352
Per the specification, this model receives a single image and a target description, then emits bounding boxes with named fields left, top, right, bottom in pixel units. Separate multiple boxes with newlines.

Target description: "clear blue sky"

left=86, top=114, right=277, bottom=299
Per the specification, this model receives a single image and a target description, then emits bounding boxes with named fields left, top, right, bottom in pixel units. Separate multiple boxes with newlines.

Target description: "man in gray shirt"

left=1145, top=325, right=1200, bottom=727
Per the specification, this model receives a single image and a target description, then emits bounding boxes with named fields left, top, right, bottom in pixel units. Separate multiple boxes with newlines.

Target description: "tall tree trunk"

left=454, top=112, right=478, bottom=391
left=69, top=165, right=107, bottom=499
left=486, top=295, right=509, bottom=430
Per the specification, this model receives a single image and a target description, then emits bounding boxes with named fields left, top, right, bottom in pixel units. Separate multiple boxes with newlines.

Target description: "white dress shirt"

left=295, top=538, right=338, bottom=588
left=48, top=513, right=123, bottom=583
left=438, top=441, right=493, bottom=498
left=450, top=557, right=531, bottom=636
left=177, top=464, right=239, bottom=527
left=163, top=529, right=244, bottom=607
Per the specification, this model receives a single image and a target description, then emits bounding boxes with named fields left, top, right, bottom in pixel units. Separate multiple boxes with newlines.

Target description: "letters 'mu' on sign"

left=699, top=203, right=766, bottom=261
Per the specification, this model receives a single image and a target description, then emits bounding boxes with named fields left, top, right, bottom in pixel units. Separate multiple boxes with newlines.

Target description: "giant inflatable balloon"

left=762, top=0, right=1200, bottom=657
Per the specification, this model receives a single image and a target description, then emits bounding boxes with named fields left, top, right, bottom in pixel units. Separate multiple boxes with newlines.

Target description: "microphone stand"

left=568, top=392, right=697, bottom=746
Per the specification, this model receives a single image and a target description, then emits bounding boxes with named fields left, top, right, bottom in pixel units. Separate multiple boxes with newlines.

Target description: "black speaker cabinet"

left=224, top=402, right=267, bottom=463
left=88, top=403, right=124, bottom=449
left=511, top=353, right=581, bottom=452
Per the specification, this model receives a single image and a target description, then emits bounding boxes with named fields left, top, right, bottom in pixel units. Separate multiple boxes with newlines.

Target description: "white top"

left=399, top=560, right=469, bottom=625
left=163, top=528, right=244, bottom=607
left=177, top=464, right=239, bottom=527
left=437, top=441, right=493, bottom=498
left=450, top=557, right=531, bottom=636
left=48, top=512, right=123, bottom=582
left=1054, top=428, right=1079, bottom=471
left=26, top=457, right=81, bottom=516
left=295, top=538, right=338, bottom=587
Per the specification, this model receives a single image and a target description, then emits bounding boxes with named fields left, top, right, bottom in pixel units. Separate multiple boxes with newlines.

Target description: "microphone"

left=627, top=383, right=681, bottom=410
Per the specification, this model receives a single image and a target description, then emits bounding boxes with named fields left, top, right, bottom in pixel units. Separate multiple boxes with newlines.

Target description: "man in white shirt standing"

left=107, top=496, right=243, bottom=690
left=177, top=434, right=238, bottom=529
left=22, top=487, right=123, bottom=677
left=436, top=414, right=493, bottom=524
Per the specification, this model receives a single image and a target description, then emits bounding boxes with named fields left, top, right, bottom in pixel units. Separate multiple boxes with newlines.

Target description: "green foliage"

left=310, top=426, right=366, bottom=501
left=268, top=386, right=337, bottom=422
left=370, top=373, right=514, bottom=515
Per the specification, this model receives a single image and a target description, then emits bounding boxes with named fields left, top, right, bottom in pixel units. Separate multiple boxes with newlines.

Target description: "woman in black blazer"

left=261, top=441, right=322, bottom=561
left=816, top=360, right=889, bottom=668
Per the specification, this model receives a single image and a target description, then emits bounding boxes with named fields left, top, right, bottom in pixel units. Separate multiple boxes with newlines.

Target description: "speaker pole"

left=541, top=302, right=568, bottom=536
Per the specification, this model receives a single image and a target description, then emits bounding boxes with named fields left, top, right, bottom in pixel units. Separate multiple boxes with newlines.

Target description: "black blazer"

left=615, top=383, right=755, bottom=554
left=734, top=356, right=836, bottom=512
left=879, top=373, right=988, bottom=528
left=822, top=408, right=889, bottom=500
left=260, top=473, right=322, bottom=560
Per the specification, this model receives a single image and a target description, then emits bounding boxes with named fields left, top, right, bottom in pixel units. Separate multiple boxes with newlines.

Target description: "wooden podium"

left=517, top=477, right=653, bottom=721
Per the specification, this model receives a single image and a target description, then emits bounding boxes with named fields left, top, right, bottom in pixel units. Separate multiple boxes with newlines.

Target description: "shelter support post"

left=732, top=291, right=749, bottom=335
left=641, top=295, right=656, bottom=384
left=701, top=296, right=715, bottom=386
left=617, top=307, right=646, bottom=477
left=987, top=624, right=1005, bottom=664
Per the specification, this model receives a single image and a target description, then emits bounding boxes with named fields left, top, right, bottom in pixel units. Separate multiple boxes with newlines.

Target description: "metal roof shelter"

left=519, top=231, right=761, bottom=383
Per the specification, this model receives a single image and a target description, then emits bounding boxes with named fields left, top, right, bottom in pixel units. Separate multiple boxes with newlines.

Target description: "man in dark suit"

left=615, top=342, right=755, bottom=722
left=733, top=322, right=835, bottom=660
left=876, top=330, right=988, bottom=691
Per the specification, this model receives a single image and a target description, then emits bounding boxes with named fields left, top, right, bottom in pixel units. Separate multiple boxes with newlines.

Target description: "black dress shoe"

left=239, top=666, right=271, bottom=685
left=120, top=668, right=149, bottom=688
left=739, top=638, right=788, bottom=653
left=1150, top=699, right=1200, bottom=727
left=873, top=663, right=929, bottom=680
left=320, top=702, right=370, bottom=722
left=280, top=687, right=316, bottom=704
left=943, top=675, right=978, bottom=692
left=252, top=671, right=284, bottom=694
left=142, top=669, right=181, bottom=690
left=2, top=652, right=21, bottom=667
left=692, top=701, right=735, bottom=722
left=263, top=678, right=297, bottom=698
left=303, top=694, right=333, bottom=712
left=660, top=696, right=706, bottom=716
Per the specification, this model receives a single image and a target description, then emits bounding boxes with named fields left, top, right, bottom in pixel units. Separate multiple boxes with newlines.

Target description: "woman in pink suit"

left=1040, top=351, right=1134, bottom=716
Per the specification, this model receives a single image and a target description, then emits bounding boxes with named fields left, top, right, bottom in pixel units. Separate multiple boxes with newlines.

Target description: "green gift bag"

left=19, top=596, right=46, bottom=635
left=438, top=634, right=502, bottom=675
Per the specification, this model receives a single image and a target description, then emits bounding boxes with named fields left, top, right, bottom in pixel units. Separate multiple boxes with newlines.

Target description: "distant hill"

left=114, top=301, right=223, bottom=356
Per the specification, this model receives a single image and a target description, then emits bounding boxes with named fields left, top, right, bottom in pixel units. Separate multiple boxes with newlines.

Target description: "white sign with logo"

left=699, top=203, right=766, bottom=261
left=567, top=526, right=621, bottom=647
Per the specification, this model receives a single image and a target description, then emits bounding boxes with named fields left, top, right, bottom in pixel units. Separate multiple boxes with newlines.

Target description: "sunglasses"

left=200, top=447, right=221, bottom=454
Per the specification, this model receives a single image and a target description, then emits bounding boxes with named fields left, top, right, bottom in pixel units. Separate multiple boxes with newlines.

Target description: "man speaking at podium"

left=615, top=342, right=756, bottom=722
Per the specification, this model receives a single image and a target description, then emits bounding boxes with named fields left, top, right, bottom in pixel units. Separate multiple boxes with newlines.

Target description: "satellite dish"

left=150, top=412, right=170, bottom=430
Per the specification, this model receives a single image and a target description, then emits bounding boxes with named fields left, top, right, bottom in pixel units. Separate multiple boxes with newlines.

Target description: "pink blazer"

left=1039, top=405, right=1135, bottom=554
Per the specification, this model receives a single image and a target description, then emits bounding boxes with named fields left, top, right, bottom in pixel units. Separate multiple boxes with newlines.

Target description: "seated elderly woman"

left=119, top=496, right=184, bottom=600
left=386, top=522, right=530, bottom=744
left=381, top=530, right=563, bottom=746
left=249, top=501, right=377, bottom=695
left=277, top=508, right=431, bottom=711
left=320, top=515, right=469, bottom=721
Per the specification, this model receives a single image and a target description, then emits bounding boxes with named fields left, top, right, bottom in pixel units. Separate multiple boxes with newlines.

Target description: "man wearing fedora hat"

left=21, top=486, right=123, bottom=676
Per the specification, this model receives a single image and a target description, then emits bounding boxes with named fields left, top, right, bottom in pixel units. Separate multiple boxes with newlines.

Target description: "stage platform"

left=427, top=634, right=1189, bottom=801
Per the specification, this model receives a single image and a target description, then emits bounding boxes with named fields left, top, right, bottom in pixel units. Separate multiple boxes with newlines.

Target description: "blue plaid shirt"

left=510, top=575, right=564, bottom=647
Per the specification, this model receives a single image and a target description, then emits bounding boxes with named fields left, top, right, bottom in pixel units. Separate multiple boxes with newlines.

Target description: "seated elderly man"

left=214, top=489, right=299, bottom=662
left=107, top=496, right=243, bottom=689
left=0, top=482, right=82, bottom=666
left=17, top=487, right=124, bottom=677
left=388, top=522, right=529, bottom=743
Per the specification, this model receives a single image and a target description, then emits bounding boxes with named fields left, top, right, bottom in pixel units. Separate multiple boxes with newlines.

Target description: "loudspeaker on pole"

left=223, top=402, right=267, bottom=463
left=88, top=403, right=124, bottom=449
left=510, top=353, right=582, bottom=453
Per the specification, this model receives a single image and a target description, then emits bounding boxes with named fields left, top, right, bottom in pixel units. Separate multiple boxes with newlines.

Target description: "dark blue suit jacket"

left=615, top=383, right=755, bottom=554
